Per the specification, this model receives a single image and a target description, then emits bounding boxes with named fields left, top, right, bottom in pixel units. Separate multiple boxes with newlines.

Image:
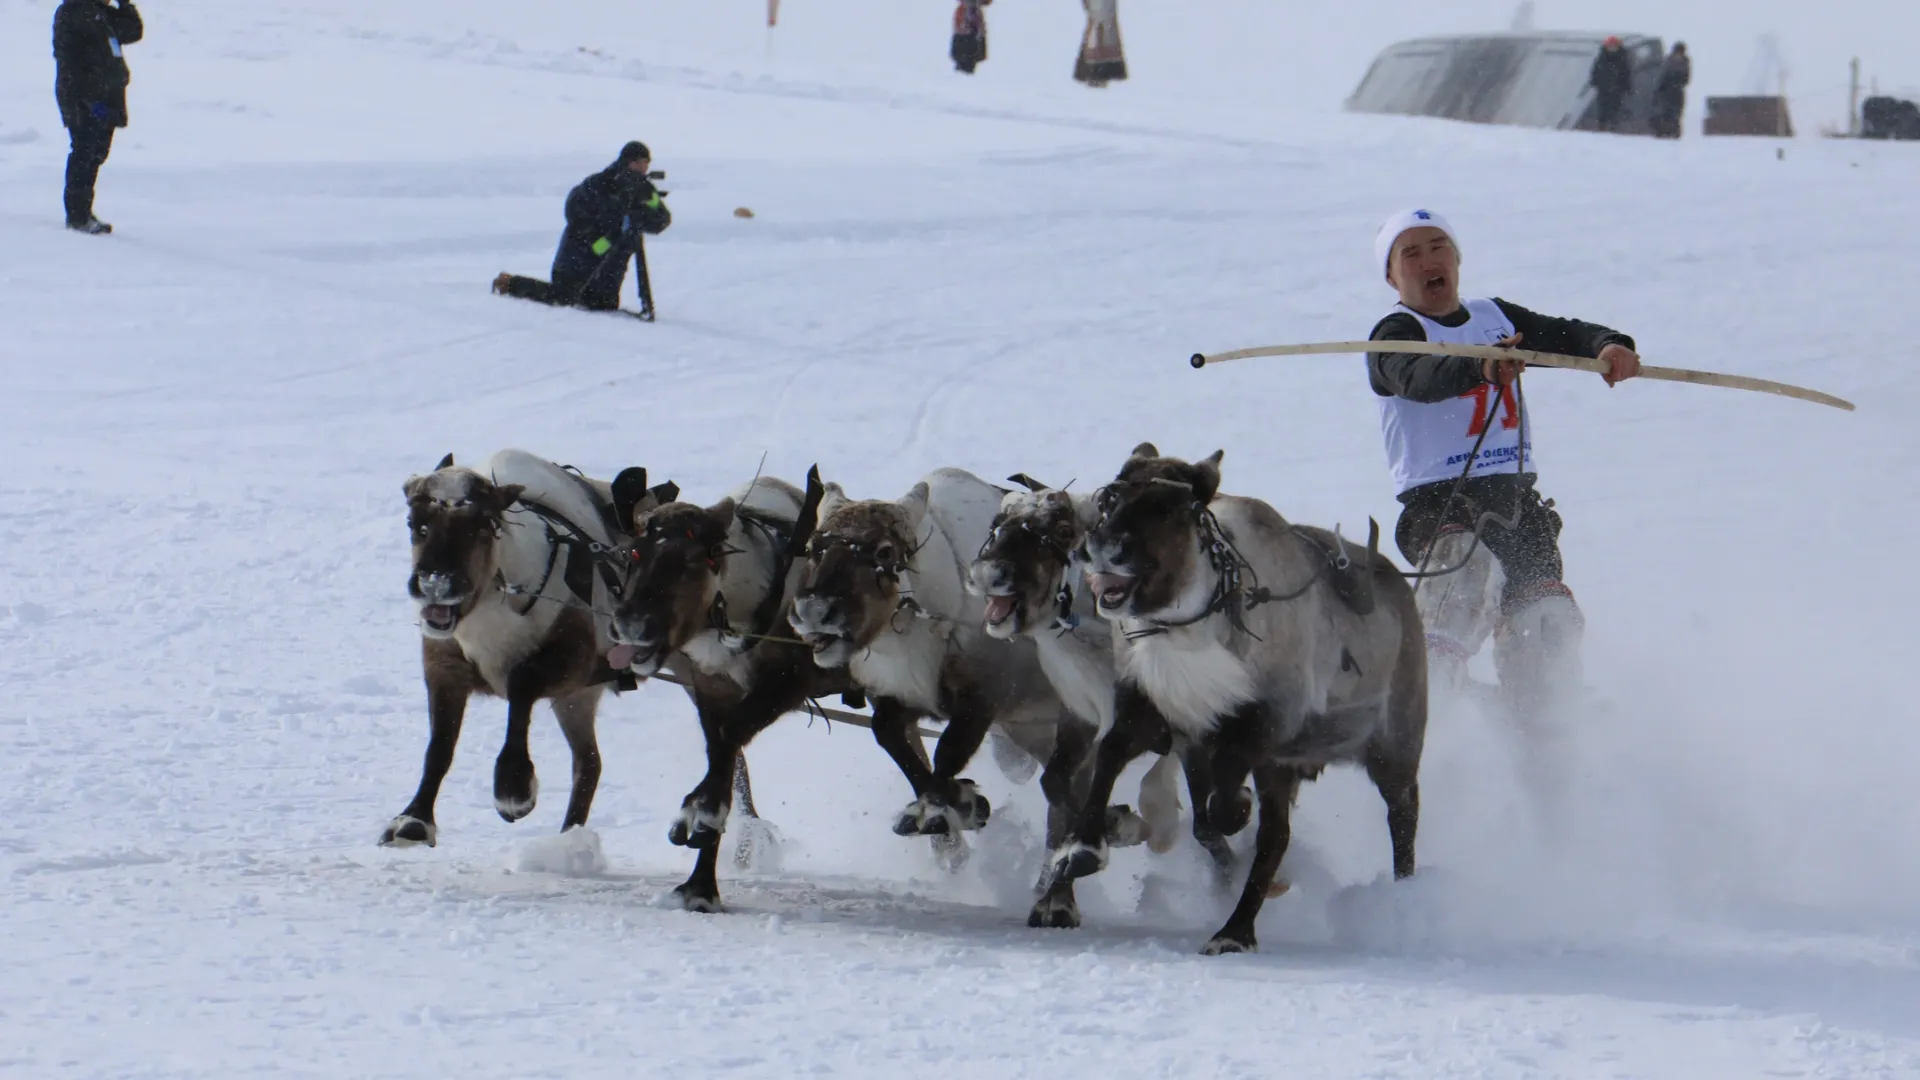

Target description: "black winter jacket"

left=53, top=0, right=142, bottom=129
left=1589, top=47, right=1633, bottom=98
left=548, top=159, right=672, bottom=308
left=1367, top=299, right=1633, bottom=403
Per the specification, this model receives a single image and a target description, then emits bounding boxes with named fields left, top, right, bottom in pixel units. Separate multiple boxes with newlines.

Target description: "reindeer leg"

left=1202, top=702, right=1267, bottom=837
left=905, top=697, right=996, bottom=836
left=1178, top=742, right=1236, bottom=886
left=1202, top=763, right=1301, bottom=955
left=492, top=685, right=540, bottom=823
left=673, top=682, right=801, bottom=911
left=1049, top=683, right=1166, bottom=884
left=1366, top=750, right=1420, bottom=880
left=1030, top=719, right=1094, bottom=928
left=867, top=697, right=938, bottom=830
left=550, top=689, right=603, bottom=831
left=381, top=666, right=470, bottom=848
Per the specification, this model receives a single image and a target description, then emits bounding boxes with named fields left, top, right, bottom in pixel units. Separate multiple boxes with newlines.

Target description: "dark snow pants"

left=1394, top=473, right=1566, bottom=613
left=64, top=118, right=115, bottom=225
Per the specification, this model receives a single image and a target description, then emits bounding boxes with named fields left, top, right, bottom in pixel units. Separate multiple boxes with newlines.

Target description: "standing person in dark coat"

left=52, top=0, right=142, bottom=234
left=494, top=141, right=671, bottom=315
left=1588, top=36, right=1633, bottom=133
left=950, top=0, right=988, bottom=75
left=1651, top=42, right=1691, bottom=138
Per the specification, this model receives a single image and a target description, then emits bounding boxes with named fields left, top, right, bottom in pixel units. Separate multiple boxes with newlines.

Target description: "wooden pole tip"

left=1189, top=353, right=1207, bottom=369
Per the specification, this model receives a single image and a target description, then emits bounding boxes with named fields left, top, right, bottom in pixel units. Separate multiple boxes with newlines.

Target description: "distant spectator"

left=951, top=0, right=988, bottom=75
left=1588, top=36, right=1633, bottom=133
left=52, top=0, right=142, bottom=234
left=1651, top=42, right=1691, bottom=139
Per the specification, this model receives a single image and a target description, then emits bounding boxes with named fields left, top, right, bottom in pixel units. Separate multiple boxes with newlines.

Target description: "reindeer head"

left=966, top=476, right=1089, bottom=640
left=1082, top=442, right=1224, bottom=621
left=605, top=498, right=738, bottom=677
left=788, top=477, right=927, bottom=669
left=403, top=453, right=524, bottom=638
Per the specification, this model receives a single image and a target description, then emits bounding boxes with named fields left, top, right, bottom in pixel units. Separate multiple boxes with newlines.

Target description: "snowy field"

left=4, top=0, right=1919, bottom=1076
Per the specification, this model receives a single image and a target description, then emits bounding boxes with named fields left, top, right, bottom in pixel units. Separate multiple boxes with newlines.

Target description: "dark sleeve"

left=632, top=192, right=670, bottom=235
left=1367, top=313, right=1488, bottom=402
left=111, top=2, right=143, bottom=45
left=1490, top=298, right=1633, bottom=359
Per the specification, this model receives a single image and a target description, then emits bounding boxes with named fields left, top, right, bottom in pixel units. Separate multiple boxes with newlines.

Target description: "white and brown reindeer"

left=788, top=467, right=1159, bottom=926
left=603, top=468, right=854, bottom=912
left=381, top=449, right=673, bottom=848
left=1050, top=444, right=1428, bottom=954
left=965, top=476, right=1206, bottom=926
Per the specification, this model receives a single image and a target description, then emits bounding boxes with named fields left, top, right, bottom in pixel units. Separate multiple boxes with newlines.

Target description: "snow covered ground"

left=3, top=1, right=1919, bottom=1076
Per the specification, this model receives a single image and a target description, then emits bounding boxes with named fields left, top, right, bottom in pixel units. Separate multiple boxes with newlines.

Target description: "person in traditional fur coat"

left=950, top=0, right=988, bottom=75
left=1073, top=0, right=1127, bottom=87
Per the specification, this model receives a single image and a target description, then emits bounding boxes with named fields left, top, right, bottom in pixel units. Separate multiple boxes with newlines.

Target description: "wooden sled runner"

left=1189, top=340, right=1855, bottom=412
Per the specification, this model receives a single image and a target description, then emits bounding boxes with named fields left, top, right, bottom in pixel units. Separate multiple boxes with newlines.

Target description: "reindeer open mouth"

left=420, top=603, right=463, bottom=635
left=1086, top=572, right=1136, bottom=612
left=983, top=593, right=1020, bottom=630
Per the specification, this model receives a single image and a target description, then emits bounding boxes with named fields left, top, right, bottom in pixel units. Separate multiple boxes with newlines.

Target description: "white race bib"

left=1374, top=298, right=1535, bottom=493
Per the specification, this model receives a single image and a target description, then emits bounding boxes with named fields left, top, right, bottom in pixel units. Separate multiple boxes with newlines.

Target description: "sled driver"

left=1365, top=208, right=1640, bottom=709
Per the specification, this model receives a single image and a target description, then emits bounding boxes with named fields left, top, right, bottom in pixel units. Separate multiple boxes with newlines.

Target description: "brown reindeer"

left=1053, top=444, right=1428, bottom=954
left=604, top=469, right=853, bottom=911
left=381, top=450, right=671, bottom=848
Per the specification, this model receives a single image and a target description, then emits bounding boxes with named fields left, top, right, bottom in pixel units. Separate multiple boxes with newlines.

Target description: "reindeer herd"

left=387, top=443, right=1427, bottom=955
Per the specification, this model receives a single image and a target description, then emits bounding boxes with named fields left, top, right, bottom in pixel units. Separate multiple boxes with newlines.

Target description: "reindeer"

left=966, top=477, right=1207, bottom=926
left=381, top=449, right=671, bottom=848
left=604, top=469, right=853, bottom=912
left=1049, top=444, right=1428, bottom=954
left=789, top=468, right=1142, bottom=925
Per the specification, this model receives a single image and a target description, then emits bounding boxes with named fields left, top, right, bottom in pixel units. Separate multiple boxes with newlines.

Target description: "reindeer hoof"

left=1104, top=804, right=1151, bottom=847
left=379, top=815, right=436, bottom=848
left=1027, top=894, right=1081, bottom=929
left=493, top=758, right=538, bottom=823
left=669, top=799, right=728, bottom=849
left=1206, top=786, right=1253, bottom=836
left=672, top=883, right=722, bottom=913
left=1201, top=931, right=1256, bottom=956
left=953, top=780, right=991, bottom=830
left=1048, top=840, right=1108, bottom=883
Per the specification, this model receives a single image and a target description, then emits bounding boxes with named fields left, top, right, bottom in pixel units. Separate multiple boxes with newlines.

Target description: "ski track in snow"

left=3, top=0, right=1920, bottom=1076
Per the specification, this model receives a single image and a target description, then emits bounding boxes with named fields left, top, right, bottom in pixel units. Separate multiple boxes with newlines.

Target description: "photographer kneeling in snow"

left=1365, top=208, right=1640, bottom=711
left=494, top=141, right=671, bottom=317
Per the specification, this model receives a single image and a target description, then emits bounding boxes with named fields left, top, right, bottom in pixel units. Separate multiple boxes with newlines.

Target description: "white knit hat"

left=1374, top=208, right=1458, bottom=283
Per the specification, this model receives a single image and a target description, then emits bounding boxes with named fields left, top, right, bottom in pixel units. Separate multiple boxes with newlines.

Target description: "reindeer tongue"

left=607, top=644, right=639, bottom=670
left=984, top=594, right=1017, bottom=626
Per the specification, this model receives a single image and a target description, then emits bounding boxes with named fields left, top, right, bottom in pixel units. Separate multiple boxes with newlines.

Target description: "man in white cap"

left=1366, top=208, right=1639, bottom=710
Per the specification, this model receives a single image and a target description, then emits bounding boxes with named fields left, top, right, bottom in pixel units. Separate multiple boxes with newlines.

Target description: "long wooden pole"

left=644, top=669, right=942, bottom=740
left=1189, top=340, right=1855, bottom=412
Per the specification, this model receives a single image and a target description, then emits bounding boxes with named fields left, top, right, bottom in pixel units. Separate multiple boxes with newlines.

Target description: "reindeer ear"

left=1006, top=472, right=1050, bottom=493
left=1193, top=451, right=1224, bottom=504
left=897, top=482, right=931, bottom=534
left=435, top=453, right=454, bottom=470
left=403, top=475, right=428, bottom=500
left=492, top=484, right=527, bottom=513
left=708, top=496, right=738, bottom=535
left=649, top=481, right=680, bottom=505
left=611, top=467, right=651, bottom=532
left=816, top=481, right=850, bottom=527
left=1128, top=442, right=1160, bottom=461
